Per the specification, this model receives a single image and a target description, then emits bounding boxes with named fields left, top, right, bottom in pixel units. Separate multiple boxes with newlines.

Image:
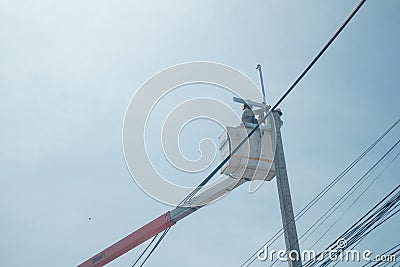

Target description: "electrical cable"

left=303, top=186, right=400, bottom=267
left=352, top=204, right=400, bottom=247
left=137, top=0, right=370, bottom=264
left=241, top=117, right=400, bottom=267
left=138, top=228, right=170, bottom=267
left=308, top=149, right=400, bottom=251
left=361, top=242, right=400, bottom=266
left=178, top=0, right=368, bottom=208
left=311, top=191, right=400, bottom=267
left=269, top=140, right=400, bottom=267
left=131, top=233, right=159, bottom=267
left=370, top=247, right=400, bottom=267
left=297, top=140, right=400, bottom=242
left=273, top=147, right=400, bottom=267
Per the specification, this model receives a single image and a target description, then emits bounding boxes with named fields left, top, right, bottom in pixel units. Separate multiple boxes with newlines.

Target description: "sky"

left=0, top=0, right=399, bottom=266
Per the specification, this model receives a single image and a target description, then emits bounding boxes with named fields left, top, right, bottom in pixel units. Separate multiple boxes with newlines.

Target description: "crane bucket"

left=219, top=124, right=275, bottom=181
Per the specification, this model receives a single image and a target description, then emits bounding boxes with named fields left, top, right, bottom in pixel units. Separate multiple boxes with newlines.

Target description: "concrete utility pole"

left=272, top=110, right=302, bottom=267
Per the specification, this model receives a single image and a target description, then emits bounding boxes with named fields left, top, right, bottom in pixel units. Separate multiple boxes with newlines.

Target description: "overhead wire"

left=328, top=185, right=400, bottom=254
left=327, top=203, right=400, bottom=267
left=268, top=139, right=400, bottom=267
left=138, top=0, right=370, bottom=265
left=272, top=183, right=400, bottom=267
left=333, top=205, right=400, bottom=267
left=137, top=228, right=170, bottom=267
left=272, top=143, right=400, bottom=267
left=303, top=186, right=400, bottom=267
left=178, top=0, right=368, bottom=207
left=351, top=203, right=400, bottom=247
left=241, top=117, right=400, bottom=266
left=361, top=242, right=400, bottom=266
left=370, top=245, right=400, bottom=267
left=131, top=233, right=160, bottom=267
left=296, top=140, right=400, bottom=242
left=307, top=149, right=400, bottom=251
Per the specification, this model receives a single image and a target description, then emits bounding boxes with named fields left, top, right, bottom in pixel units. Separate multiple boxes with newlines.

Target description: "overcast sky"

left=1, top=1, right=399, bottom=266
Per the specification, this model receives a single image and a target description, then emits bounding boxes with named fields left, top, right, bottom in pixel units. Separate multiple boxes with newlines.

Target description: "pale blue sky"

left=0, top=1, right=399, bottom=266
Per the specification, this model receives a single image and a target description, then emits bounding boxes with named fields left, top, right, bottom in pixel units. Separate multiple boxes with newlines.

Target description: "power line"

left=268, top=139, right=400, bottom=267
left=297, top=140, right=400, bottom=243
left=139, top=0, right=369, bottom=264
left=307, top=196, right=400, bottom=267
left=179, top=0, right=368, bottom=207
left=321, top=203, right=400, bottom=267
left=137, top=228, right=170, bottom=267
left=303, top=185, right=400, bottom=267
left=131, top=233, right=160, bottom=267
left=362, top=242, right=400, bottom=266
left=241, top=117, right=400, bottom=266
left=335, top=205, right=400, bottom=267
left=307, top=149, right=400, bottom=252
left=272, top=142, right=400, bottom=267
left=370, top=245, right=400, bottom=267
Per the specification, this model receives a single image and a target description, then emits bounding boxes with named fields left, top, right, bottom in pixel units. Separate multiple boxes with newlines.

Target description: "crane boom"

left=77, top=175, right=249, bottom=266
left=77, top=212, right=175, bottom=267
left=78, top=113, right=275, bottom=266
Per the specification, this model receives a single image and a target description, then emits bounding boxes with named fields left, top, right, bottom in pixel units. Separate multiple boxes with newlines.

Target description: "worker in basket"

left=241, top=103, right=258, bottom=125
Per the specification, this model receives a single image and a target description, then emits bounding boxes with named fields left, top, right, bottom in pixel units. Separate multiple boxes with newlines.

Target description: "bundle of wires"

left=304, top=185, right=400, bottom=267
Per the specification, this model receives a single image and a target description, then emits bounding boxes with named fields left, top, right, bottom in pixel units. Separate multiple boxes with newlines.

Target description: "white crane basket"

left=219, top=124, right=276, bottom=181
